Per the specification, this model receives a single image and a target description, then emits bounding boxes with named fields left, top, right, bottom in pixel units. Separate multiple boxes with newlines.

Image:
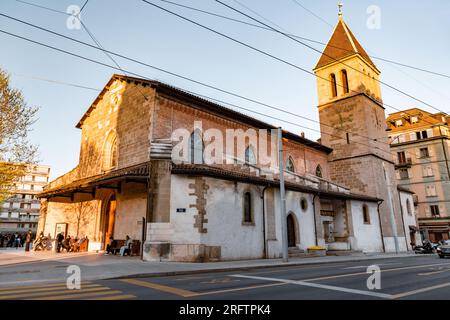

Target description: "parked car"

left=437, top=240, right=450, bottom=258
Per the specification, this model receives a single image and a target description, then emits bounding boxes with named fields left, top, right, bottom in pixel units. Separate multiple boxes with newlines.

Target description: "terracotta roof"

left=314, top=18, right=378, bottom=72
left=172, top=163, right=381, bottom=202
left=76, top=74, right=333, bottom=154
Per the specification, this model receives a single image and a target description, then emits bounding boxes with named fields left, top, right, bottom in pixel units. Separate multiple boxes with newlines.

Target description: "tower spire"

left=338, top=2, right=343, bottom=19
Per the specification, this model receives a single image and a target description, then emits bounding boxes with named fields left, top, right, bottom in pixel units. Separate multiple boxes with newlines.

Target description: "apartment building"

left=0, top=164, right=51, bottom=233
left=387, top=108, right=450, bottom=242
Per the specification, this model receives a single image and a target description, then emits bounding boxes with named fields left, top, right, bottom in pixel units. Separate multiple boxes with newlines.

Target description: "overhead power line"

left=214, top=0, right=446, bottom=114
left=153, top=0, right=450, bottom=80
left=0, top=27, right=394, bottom=158
left=0, top=12, right=392, bottom=148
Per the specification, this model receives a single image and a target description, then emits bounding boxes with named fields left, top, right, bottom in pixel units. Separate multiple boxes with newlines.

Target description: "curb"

left=107, top=254, right=429, bottom=280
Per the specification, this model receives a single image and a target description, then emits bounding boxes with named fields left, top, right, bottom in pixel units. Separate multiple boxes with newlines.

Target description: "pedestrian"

left=25, top=230, right=32, bottom=252
left=14, top=232, right=21, bottom=249
left=119, top=235, right=132, bottom=256
left=56, top=232, right=64, bottom=253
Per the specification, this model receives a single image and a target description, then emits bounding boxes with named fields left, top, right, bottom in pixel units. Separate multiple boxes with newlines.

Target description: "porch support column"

left=344, top=199, right=356, bottom=250
left=314, top=195, right=325, bottom=246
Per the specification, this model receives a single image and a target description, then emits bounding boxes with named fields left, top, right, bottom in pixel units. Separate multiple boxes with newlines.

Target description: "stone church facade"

left=37, top=16, right=419, bottom=261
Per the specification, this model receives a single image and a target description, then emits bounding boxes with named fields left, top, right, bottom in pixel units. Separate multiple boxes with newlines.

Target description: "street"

left=1, top=255, right=450, bottom=300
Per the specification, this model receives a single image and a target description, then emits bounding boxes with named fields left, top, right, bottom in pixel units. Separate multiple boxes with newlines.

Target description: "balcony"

left=395, top=158, right=412, bottom=169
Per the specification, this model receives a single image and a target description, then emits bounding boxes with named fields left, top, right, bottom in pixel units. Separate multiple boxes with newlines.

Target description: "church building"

left=37, top=14, right=419, bottom=261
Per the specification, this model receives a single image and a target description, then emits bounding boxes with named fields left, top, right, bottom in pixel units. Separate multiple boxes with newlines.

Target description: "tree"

left=0, top=68, right=38, bottom=202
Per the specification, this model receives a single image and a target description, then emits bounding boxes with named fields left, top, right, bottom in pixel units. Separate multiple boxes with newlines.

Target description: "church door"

left=104, top=196, right=116, bottom=249
left=287, top=214, right=296, bottom=247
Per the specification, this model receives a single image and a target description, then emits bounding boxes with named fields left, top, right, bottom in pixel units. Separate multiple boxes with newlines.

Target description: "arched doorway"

left=103, top=195, right=116, bottom=249
left=287, top=213, right=297, bottom=247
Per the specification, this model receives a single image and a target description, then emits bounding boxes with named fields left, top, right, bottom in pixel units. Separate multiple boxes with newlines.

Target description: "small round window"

left=300, top=198, right=308, bottom=211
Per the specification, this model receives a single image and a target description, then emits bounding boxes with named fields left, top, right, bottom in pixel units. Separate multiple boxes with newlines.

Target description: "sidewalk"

left=0, top=249, right=425, bottom=287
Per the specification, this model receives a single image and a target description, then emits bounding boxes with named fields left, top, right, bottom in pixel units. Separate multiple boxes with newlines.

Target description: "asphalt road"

left=1, top=255, right=450, bottom=300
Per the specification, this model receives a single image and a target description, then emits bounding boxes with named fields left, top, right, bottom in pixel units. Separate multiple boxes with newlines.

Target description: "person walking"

left=56, top=232, right=64, bottom=253
left=24, top=230, right=32, bottom=252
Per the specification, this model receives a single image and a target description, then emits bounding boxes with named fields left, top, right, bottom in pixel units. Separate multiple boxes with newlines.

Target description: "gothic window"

left=363, top=204, right=370, bottom=224
left=286, top=157, right=295, bottom=173
left=189, top=129, right=204, bottom=164
left=102, top=132, right=118, bottom=171
left=243, top=192, right=253, bottom=223
left=341, top=69, right=349, bottom=94
left=330, top=73, right=337, bottom=98
left=245, top=146, right=257, bottom=165
left=406, top=199, right=412, bottom=216
left=315, top=164, right=323, bottom=178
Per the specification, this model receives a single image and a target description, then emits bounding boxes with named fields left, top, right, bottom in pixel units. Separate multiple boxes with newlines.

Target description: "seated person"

left=61, top=236, right=72, bottom=252
left=71, top=237, right=80, bottom=252
left=119, top=235, right=132, bottom=256
left=104, top=236, right=117, bottom=255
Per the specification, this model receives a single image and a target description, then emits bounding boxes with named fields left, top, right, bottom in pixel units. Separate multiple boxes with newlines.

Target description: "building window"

left=286, top=157, right=295, bottom=173
left=330, top=73, right=337, bottom=98
left=423, top=166, right=433, bottom=177
left=245, top=146, right=257, bottom=165
left=419, top=147, right=430, bottom=158
left=341, top=69, right=349, bottom=94
left=102, top=131, right=118, bottom=170
left=397, top=151, right=406, bottom=164
left=346, top=132, right=350, bottom=144
left=395, top=119, right=403, bottom=127
left=411, top=116, right=419, bottom=124
left=406, top=199, right=412, bottom=216
left=430, top=205, right=440, bottom=217
left=243, top=192, right=253, bottom=224
left=416, top=130, right=429, bottom=140
left=315, top=165, right=323, bottom=178
left=426, top=185, right=437, bottom=197
left=300, top=198, right=308, bottom=212
left=399, top=168, right=409, bottom=180
left=189, top=129, right=204, bottom=164
left=362, top=204, right=370, bottom=224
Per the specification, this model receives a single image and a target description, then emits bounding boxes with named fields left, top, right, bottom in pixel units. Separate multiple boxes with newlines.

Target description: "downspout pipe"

left=261, top=186, right=269, bottom=258
left=397, top=191, right=410, bottom=251
left=312, top=193, right=318, bottom=246
left=377, top=200, right=386, bottom=253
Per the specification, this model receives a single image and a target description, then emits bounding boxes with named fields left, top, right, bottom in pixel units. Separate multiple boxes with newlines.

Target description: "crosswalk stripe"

left=0, top=281, right=92, bottom=291
left=0, top=286, right=111, bottom=300
left=0, top=284, right=101, bottom=295
left=29, top=290, right=123, bottom=300
left=87, top=294, right=136, bottom=300
left=120, top=278, right=197, bottom=297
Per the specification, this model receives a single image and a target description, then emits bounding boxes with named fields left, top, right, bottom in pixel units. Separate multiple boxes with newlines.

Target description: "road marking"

left=392, top=282, right=450, bottom=299
left=0, top=283, right=101, bottom=295
left=29, top=290, right=122, bottom=300
left=301, top=262, right=450, bottom=282
left=200, top=277, right=240, bottom=284
left=120, top=278, right=197, bottom=297
left=193, top=282, right=286, bottom=296
left=248, top=263, right=349, bottom=275
left=418, top=267, right=450, bottom=276
left=231, top=274, right=393, bottom=299
left=343, top=262, right=402, bottom=270
left=0, top=281, right=92, bottom=291
left=0, top=286, right=111, bottom=300
left=175, top=276, right=210, bottom=281
left=86, top=294, right=136, bottom=300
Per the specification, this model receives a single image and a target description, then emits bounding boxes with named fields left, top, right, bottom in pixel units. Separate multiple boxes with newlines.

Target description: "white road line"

left=231, top=274, right=393, bottom=299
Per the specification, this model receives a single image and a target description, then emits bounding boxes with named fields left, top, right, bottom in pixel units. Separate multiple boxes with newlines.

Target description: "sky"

left=0, top=0, right=449, bottom=179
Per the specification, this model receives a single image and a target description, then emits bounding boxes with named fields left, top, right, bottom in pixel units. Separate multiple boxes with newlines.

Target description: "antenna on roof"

left=338, top=2, right=343, bottom=19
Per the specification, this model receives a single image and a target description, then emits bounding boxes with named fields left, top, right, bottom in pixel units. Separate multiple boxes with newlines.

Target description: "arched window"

left=315, top=164, right=323, bottom=178
left=406, top=198, right=412, bottom=216
left=330, top=73, right=337, bottom=98
left=243, top=192, right=252, bottom=223
left=102, top=131, right=118, bottom=171
left=362, top=204, right=370, bottom=224
left=341, top=69, right=349, bottom=94
left=245, top=146, right=257, bottom=165
left=286, top=157, right=295, bottom=173
left=189, top=129, right=203, bottom=164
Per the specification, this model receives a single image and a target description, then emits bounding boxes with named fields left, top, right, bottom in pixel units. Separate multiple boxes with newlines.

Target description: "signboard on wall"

left=176, top=208, right=186, bottom=213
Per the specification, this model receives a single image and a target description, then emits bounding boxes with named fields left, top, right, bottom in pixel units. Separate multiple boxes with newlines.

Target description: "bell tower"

left=314, top=10, right=406, bottom=252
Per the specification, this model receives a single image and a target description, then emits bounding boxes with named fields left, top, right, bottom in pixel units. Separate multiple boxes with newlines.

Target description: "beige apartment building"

left=0, top=164, right=51, bottom=233
left=387, top=108, right=450, bottom=242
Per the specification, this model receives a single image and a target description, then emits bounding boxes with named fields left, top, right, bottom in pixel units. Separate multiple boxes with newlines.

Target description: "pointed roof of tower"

left=314, top=17, right=378, bottom=72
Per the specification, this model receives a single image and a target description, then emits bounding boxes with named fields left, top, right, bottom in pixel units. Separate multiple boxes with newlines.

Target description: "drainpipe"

left=261, top=186, right=269, bottom=258
left=377, top=200, right=386, bottom=253
left=440, top=138, right=450, bottom=180
left=312, top=193, right=318, bottom=246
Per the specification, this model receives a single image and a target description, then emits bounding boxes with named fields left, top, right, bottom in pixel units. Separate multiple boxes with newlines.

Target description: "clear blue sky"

left=0, top=0, right=449, bottom=179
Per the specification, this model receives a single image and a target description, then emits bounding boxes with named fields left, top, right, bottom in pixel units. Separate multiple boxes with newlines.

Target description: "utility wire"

left=154, top=0, right=450, bottom=80
left=0, top=27, right=395, bottom=158
left=0, top=12, right=392, bottom=148
left=214, top=0, right=446, bottom=114
left=290, top=0, right=333, bottom=27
